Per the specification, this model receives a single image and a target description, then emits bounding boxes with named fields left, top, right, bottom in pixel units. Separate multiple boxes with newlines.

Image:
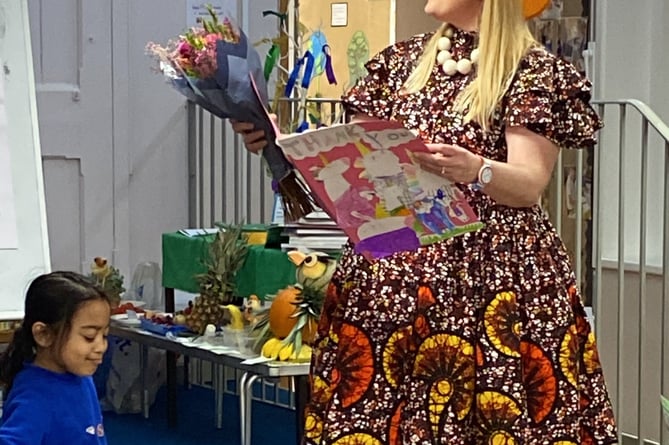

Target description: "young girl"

left=0, top=271, right=111, bottom=444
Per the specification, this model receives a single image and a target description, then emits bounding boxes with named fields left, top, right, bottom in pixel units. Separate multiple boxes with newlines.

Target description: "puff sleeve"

left=341, top=43, right=406, bottom=121
left=503, top=49, right=603, bottom=149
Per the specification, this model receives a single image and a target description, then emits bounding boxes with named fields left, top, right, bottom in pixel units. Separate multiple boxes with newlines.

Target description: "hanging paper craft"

left=307, top=31, right=327, bottom=77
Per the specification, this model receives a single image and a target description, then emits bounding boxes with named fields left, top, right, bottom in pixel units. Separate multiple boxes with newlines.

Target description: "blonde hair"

left=403, top=0, right=537, bottom=130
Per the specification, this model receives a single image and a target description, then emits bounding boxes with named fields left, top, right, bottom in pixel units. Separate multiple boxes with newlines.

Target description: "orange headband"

left=524, top=0, right=551, bottom=19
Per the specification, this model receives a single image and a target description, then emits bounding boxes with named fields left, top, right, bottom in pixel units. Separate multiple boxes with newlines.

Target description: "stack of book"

left=281, top=211, right=348, bottom=253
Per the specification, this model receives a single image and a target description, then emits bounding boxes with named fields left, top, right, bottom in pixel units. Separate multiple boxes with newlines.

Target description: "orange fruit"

left=269, top=286, right=302, bottom=339
left=268, top=286, right=319, bottom=344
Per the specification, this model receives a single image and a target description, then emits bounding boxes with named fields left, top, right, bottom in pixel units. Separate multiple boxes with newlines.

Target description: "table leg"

left=166, top=351, right=178, bottom=427
left=294, top=375, right=309, bottom=445
left=184, top=356, right=191, bottom=388
left=239, top=372, right=248, bottom=445
left=214, top=364, right=224, bottom=429
left=243, top=374, right=259, bottom=445
left=164, top=287, right=178, bottom=427
left=140, top=344, right=150, bottom=419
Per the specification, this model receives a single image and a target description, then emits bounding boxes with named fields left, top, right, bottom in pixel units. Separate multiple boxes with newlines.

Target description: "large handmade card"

left=276, top=120, right=483, bottom=260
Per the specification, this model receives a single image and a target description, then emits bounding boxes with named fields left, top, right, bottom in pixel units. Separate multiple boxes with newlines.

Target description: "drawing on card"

left=277, top=120, right=484, bottom=260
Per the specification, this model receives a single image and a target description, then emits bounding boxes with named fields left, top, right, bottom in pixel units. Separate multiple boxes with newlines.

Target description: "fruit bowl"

left=237, top=333, right=257, bottom=357
left=221, top=326, right=258, bottom=356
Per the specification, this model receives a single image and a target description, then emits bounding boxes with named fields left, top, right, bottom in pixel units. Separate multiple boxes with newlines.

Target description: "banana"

left=295, top=345, right=312, bottom=362
left=278, top=343, right=294, bottom=361
left=261, top=338, right=313, bottom=362
left=270, top=340, right=284, bottom=358
left=261, top=338, right=283, bottom=359
left=221, top=304, right=245, bottom=330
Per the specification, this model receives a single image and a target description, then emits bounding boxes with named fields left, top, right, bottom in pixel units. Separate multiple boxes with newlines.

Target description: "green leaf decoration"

left=346, top=31, right=370, bottom=89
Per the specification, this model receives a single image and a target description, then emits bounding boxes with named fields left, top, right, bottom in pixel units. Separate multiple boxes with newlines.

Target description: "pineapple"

left=186, top=224, right=249, bottom=334
left=89, top=257, right=125, bottom=308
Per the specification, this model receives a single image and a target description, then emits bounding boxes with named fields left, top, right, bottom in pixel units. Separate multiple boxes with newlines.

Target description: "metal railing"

left=591, top=99, right=669, bottom=445
left=186, top=97, right=347, bottom=228
left=186, top=98, right=669, bottom=443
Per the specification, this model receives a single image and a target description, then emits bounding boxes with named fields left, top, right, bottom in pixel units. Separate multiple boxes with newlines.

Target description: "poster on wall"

left=186, top=0, right=238, bottom=27
left=0, top=59, right=18, bottom=250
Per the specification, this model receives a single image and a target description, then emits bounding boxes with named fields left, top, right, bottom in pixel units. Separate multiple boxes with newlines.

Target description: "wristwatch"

left=472, top=157, right=493, bottom=191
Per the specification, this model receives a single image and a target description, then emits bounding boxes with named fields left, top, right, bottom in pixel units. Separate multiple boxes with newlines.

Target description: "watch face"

left=480, top=166, right=493, bottom=184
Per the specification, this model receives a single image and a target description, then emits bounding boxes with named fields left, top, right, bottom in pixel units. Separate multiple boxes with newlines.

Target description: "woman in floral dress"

left=234, top=1, right=617, bottom=443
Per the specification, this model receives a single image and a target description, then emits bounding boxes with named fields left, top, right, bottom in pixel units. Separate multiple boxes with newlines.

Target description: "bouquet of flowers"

left=146, top=6, right=315, bottom=221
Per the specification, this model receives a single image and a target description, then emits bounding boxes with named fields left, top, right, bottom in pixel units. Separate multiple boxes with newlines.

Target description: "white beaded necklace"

left=436, top=26, right=479, bottom=76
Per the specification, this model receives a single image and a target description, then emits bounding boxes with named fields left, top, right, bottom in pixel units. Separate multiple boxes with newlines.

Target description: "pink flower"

left=178, top=41, right=193, bottom=57
left=204, top=33, right=219, bottom=45
left=193, top=49, right=217, bottom=78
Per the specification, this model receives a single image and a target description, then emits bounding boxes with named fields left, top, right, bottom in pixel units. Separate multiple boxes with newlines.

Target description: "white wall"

left=121, top=0, right=278, bottom=278
left=122, top=0, right=190, bottom=282
left=595, top=0, right=669, bottom=269
left=31, top=0, right=278, bottom=281
left=648, top=1, right=669, bottom=121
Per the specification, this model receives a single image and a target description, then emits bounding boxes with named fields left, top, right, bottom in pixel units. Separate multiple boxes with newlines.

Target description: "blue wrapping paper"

left=153, top=27, right=315, bottom=220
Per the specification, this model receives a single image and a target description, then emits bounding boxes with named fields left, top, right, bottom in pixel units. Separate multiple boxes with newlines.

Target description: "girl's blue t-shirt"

left=0, top=363, right=106, bottom=444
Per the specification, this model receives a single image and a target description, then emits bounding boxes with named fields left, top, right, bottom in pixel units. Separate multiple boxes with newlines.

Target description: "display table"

left=159, top=231, right=307, bottom=443
left=162, top=232, right=297, bottom=300
left=110, top=324, right=309, bottom=445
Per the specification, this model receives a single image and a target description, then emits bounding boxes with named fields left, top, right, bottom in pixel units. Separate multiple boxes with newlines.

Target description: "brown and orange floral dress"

left=303, top=29, right=617, bottom=445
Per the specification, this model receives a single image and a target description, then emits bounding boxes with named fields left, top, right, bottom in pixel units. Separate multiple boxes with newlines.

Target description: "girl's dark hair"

left=0, top=271, right=110, bottom=390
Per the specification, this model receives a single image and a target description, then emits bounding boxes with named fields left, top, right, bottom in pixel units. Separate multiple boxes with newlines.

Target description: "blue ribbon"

left=284, top=57, right=304, bottom=97
left=284, top=51, right=316, bottom=97
left=296, top=120, right=309, bottom=133
left=301, top=51, right=315, bottom=89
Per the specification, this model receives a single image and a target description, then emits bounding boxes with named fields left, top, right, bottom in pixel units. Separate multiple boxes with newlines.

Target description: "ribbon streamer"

left=296, top=120, right=310, bottom=133
left=285, top=56, right=303, bottom=97
left=263, top=44, right=280, bottom=80
left=300, top=51, right=315, bottom=89
left=323, top=45, right=337, bottom=85
left=284, top=51, right=315, bottom=96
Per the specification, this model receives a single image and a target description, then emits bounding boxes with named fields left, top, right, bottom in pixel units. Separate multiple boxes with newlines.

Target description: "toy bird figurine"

left=91, top=257, right=112, bottom=287
left=88, top=257, right=125, bottom=308
left=287, top=251, right=337, bottom=293
left=243, top=294, right=263, bottom=325
left=253, top=250, right=338, bottom=360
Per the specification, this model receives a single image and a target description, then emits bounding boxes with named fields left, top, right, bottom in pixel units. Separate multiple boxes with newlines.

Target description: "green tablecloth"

left=162, top=232, right=296, bottom=298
